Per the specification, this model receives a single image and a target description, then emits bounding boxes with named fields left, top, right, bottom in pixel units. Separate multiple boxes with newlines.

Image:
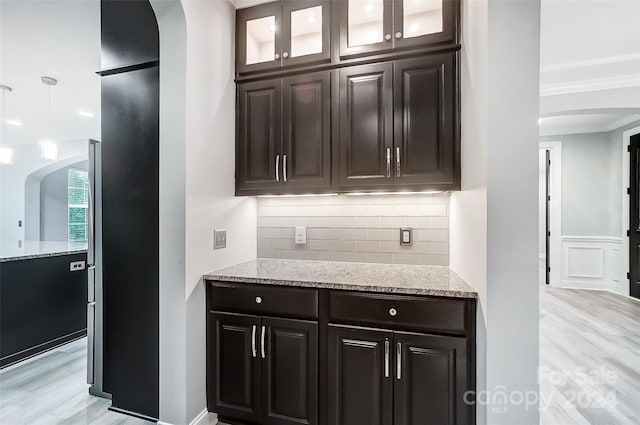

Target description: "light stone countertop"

left=204, top=258, right=478, bottom=299
left=0, top=241, right=88, bottom=263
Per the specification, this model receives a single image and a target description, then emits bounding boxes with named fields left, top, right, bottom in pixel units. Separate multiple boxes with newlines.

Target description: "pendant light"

left=0, top=84, right=14, bottom=165
left=40, top=76, right=58, bottom=160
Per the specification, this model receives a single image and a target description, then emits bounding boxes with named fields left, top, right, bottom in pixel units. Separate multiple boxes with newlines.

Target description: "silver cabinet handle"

left=283, top=52, right=289, bottom=58
left=261, top=325, right=266, bottom=359
left=385, top=34, right=392, bottom=41
left=283, top=154, right=287, bottom=182
left=275, top=155, right=280, bottom=182
left=395, top=32, right=402, bottom=39
left=384, top=339, right=390, bottom=378
left=396, top=342, right=402, bottom=380
left=386, top=148, right=391, bottom=178
left=275, top=53, right=281, bottom=60
left=251, top=325, right=257, bottom=358
left=396, top=147, right=401, bottom=178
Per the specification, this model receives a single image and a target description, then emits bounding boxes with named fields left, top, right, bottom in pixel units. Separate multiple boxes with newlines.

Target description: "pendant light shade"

left=40, top=76, right=58, bottom=160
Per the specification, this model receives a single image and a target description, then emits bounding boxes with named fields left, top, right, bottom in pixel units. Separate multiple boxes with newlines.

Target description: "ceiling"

left=0, top=0, right=101, bottom=147
left=539, top=0, right=640, bottom=135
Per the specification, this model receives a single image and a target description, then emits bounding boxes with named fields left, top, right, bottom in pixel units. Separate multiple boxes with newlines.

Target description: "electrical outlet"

left=214, top=229, right=227, bottom=250
left=70, top=261, right=86, bottom=272
left=295, top=227, right=307, bottom=245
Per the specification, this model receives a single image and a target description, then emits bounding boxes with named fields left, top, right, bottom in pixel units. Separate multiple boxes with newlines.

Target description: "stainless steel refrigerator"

left=87, top=138, right=109, bottom=399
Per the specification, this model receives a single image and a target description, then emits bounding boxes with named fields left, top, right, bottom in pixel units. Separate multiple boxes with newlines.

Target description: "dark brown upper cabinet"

left=237, top=71, right=332, bottom=195
left=337, top=0, right=459, bottom=60
left=237, top=1, right=331, bottom=75
left=336, top=52, right=458, bottom=191
left=337, top=63, right=394, bottom=189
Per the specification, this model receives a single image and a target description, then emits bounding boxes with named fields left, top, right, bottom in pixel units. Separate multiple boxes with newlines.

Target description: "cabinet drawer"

left=208, top=281, right=318, bottom=320
left=328, top=291, right=470, bottom=334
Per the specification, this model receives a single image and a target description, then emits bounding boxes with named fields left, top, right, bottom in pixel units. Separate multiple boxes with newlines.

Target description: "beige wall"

left=257, top=194, right=450, bottom=265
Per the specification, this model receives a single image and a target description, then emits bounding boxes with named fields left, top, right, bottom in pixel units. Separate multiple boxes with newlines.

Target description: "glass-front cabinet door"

left=393, top=0, right=458, bottom=49
left=282, top=1, right=330, bottom=67
left=339, top=0, right=394, bottom=58
left=237, top=2, right=282, bottom=74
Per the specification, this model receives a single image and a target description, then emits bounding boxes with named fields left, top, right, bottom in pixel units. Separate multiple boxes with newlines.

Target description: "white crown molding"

left=541, top=53, right=640, bottom=73
left=540, top=73, right=640, bottom=97
left=231, top=0, right=276, bottom=9
left=539, top=114, right=640, bottom=137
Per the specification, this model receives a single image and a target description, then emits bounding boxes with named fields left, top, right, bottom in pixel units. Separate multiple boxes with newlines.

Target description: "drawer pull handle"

left=251, top=325, right=257, bottom=358
left=397, top=342, right=402, bottom=380
left=389, top=308, right=397, bottom=317
left=256, top=296, right=262, bottom=304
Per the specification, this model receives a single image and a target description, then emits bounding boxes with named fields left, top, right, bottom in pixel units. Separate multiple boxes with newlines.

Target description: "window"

left=68, top=169, right=89, bottom=242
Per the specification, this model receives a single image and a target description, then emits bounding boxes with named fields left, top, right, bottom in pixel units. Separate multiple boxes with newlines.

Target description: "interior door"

left=261, top=317, right=318, bottom=425
left=209, top=312, right=261, bottom=423
left=338, top=63, right=393, bottom=189
left=237, top=78, right=283, bottom=193
left=392, top=0, right=459, bottom=50
left=282, top=0, right=331, bottom=68
left=282, top=71, right=331, bottom=191
left=393, top=331, right=468, bottom=425
left=393, top=53, right=456, bottom=186
left=629, top=133, right=640, bottom=299
left=328, top=325, right=393, bottom=425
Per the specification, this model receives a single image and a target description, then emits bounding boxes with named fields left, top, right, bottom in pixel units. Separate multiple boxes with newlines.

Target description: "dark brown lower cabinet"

left=209, top=311, right=318, bottom=425
left=329, top=325, right=469, bottom=425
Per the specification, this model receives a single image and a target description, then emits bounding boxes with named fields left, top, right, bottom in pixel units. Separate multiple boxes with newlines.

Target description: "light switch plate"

left=400, top=227, right=412, bottom=246
left=214, top=229, right=227, bottom=250
left=295, top=227, right=307, bottom=245
left=70, top=261, right=86, bottom=272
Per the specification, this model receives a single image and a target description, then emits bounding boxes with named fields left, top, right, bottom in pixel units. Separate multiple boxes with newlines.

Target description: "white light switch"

left=295, top=227, right=307, bottom=245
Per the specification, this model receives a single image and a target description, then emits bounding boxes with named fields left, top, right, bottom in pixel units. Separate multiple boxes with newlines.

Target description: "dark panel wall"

left=100, top=0, right=159, bottom=420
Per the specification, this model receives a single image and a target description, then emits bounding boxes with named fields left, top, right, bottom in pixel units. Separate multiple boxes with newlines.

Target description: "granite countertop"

left=0, top=241, right=88, bottom=263
left=204, top=259, right=478, bottom=299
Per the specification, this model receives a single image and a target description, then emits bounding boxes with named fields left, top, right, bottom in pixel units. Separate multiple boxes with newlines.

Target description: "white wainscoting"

left=560, top=236, right=624, bottom=294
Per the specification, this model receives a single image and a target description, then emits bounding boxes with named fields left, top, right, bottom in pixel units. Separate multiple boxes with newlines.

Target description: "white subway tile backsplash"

left=257, top=194, right=450, bottom=266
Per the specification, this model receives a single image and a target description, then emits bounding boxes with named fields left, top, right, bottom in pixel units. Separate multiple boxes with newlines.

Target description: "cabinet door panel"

left=393, top=0, right=459, bottom=50
left=338, top=63, right=393, bottom=188
left=394, top=54, right=457, bottom=186
left=237, top=2, right=283, bottom=74
left=237, top=79, right=282, bottom=193
left=337, top=0, right=394, bottom=59
left=209, top=312, right=261, bottom=422
left=394, top=332, right=468, bottom=425
left=283, top=71, right=331, bottom=190
left=283, top=0, right=331, bottom=68
left=262, top=318, right=318, bottom=425
left=328, top=325, right=393, bottom=425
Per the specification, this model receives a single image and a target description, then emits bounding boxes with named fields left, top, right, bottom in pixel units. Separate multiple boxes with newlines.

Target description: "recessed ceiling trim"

left=540, top=74, right=640, bottom=97
left=541, top=53, right=640, bottom=73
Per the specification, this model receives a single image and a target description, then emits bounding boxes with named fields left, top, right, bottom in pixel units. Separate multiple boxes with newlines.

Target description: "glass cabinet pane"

left=403, top=0, right=442, bottom=39
left=348, top=0, right=384, bottom=47
left=246, top=15, right=276, bottom=65
left=290, top=5, right=323, bottom=58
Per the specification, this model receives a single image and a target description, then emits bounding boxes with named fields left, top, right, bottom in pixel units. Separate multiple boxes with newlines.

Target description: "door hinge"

left=628, top=187, right=632, bottom=195
left=547, top=231, right=551, bottom=237
left=547, top=267, right=551, bottom=273
left=627, top=230, right=631, bottom=237
left=627, top=272, right=631, bottom=280
left=628, top=145, right=632, bottom=152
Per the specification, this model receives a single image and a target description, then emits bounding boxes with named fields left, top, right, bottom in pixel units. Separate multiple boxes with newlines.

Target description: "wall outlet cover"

left=295, top=227, right=307, bottom=245
left=70, top=261, right=86, bottom=272
left=400, top=227, right=413, bottom=246
left=214, top=229, right=227, bottom=250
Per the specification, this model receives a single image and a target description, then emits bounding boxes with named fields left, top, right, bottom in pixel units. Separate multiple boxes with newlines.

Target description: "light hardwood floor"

left=540, top=286, right=640, bottom=425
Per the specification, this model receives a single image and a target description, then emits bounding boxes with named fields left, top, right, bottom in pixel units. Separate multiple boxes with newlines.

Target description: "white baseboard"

left=157, top=408, right=215, bottom=425
left=559, top=236, right=624, bottom=295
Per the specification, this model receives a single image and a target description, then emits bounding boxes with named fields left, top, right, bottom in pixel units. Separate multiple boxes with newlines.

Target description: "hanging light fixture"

left=0, top=84, right=14, bottom=165
left=40, top=76, right=58, bottom=160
